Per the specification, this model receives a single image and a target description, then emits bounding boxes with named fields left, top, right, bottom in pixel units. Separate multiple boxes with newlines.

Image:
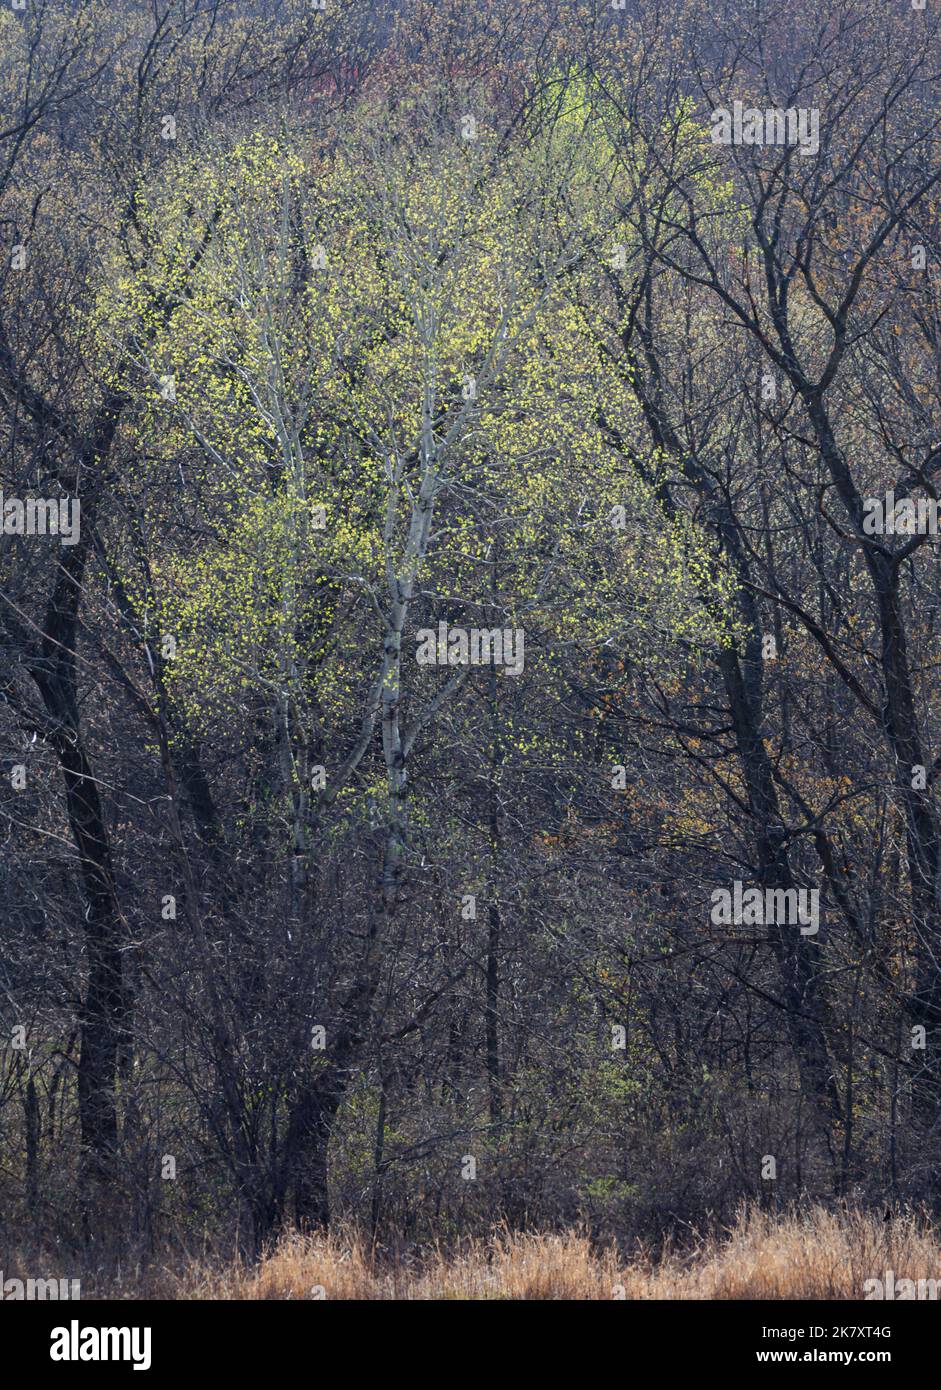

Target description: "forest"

left=1, top=0, right=941, bottom=1302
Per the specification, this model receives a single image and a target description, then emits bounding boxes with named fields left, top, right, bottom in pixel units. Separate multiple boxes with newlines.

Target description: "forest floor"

left=8, top=1205, right=941, bottom=1299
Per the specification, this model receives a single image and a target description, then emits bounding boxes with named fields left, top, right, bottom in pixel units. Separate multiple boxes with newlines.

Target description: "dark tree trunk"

left=27, top=399, right=129, bottom=1210
left=718, top=644, right=842, bottom=1158
left=609, top=315, right=843, bottom=1155
left=286, top=1075, right=343, bottom=1230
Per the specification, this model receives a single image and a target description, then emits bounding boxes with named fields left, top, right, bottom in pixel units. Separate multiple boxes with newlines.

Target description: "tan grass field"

left=15, top=1205, right=940, bottom=1300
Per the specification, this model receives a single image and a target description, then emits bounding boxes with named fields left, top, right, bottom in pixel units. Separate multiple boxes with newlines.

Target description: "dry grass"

left=8, top=1204, right=941, bottom=1299
left=617, top=1205, right=941, bottom=1300
left=157, top=1205, right=941, bottom=1300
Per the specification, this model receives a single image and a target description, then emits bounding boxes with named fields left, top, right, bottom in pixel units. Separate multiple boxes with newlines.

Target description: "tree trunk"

left=31, top=520, right=126, bottom=1211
